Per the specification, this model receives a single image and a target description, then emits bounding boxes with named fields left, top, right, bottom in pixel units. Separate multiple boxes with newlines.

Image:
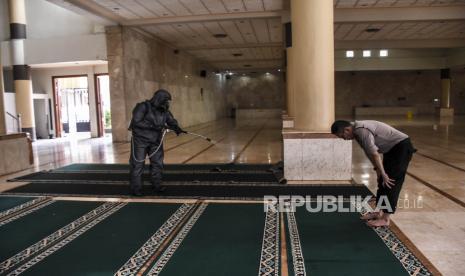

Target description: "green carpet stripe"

left=157, top=204, right=266, bottom=276
left=284, top=215, right=296, bottom=276
left=0, top=199, right=54, bottom=227
left=286, top=212, right=306, bottom=276
left=0, top=197, right=48, bottom=221
left=6, top=202, right=127, bottom=275
left=0, top=201, right=118, bottom=274
left=115, top=203, right=196, bottom=276
left=18, top=203, right=181, bottom=276
left=293, top=205, right=409, bottom=276
left=145, top=203, right=209, bottom=276
left=0, top=196, right=34, bottom=212
left=53, top=163, right=274, bottom=172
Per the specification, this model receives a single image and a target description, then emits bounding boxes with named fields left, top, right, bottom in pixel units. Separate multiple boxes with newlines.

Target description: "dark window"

left=3, top=68, right=14, bottom=92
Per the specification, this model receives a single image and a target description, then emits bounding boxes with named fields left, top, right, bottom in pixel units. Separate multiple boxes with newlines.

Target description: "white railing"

left=5, top=112, right=21, bottom=133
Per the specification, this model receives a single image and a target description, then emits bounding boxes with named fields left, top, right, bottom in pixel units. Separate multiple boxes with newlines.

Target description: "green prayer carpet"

left=19, top=203, right=181, bottom=276
left=291, top=204, right=409, bottom=276
left=156, top=204, right=265, bottom=276
left=0, top=196, right=35, bottom=212
left=0, top=201, right=101, bottom=261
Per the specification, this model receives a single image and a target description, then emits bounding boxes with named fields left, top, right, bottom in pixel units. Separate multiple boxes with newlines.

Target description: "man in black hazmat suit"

left=128, top=89, right=186, bottom=196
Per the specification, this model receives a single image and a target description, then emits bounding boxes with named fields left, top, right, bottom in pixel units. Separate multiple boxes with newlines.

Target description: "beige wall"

left=30, top=65, right=108, bottom=138
left=335, top=69, right=465, bottom=116
left=107, top=26, right=227, bottom=142
left=226, top=72, right=284, bottom=110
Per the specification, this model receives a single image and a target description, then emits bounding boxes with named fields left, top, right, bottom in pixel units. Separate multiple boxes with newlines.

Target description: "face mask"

left=159, top=100, right=170, bottom=111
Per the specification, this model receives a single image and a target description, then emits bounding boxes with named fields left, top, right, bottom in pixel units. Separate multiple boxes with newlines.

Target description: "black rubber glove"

left=173, top=126, right=187, bottom=136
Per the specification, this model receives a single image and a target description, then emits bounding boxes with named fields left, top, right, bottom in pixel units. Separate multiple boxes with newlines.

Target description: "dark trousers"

left=376, top=138, right=415, bottom=214
left=129, top=142, right=164, bottom=192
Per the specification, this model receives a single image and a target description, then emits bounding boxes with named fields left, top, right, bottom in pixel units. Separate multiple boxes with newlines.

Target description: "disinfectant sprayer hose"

left=131, top=129, right=168, bottom=163
left=131, top=129, right=214, bottom=163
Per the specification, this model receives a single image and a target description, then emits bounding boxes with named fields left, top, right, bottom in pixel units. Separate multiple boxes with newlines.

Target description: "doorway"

left=52, top=75, right=90, bottom=138
left=95, top=74, right=111, bottom=137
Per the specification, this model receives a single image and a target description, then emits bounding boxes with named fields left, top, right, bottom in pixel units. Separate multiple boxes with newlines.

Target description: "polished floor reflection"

left=1, top=115, right=464, bottom=275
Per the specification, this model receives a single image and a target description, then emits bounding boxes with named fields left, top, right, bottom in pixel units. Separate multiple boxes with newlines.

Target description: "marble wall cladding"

left=284, top=137, right=352, bottom=181
left=335, top=70, right=465, bottom=116
left=0, top=136, right=32, bottom=175
left=284, top=138, right=303, bottom=181
left=355, top=106, right=418, bottom=116
left=106, top=26, right=228, bottom=142
left=236, top=109, right=282, bottom=120
left=226, top=72, right=285, bottom=110
left=106, top=27, right=129, bottom=142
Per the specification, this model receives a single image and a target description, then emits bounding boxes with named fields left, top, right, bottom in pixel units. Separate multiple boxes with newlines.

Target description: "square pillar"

left=283, top=131, right=352, bottom=181
left=438, top=107, right=454, bottom=117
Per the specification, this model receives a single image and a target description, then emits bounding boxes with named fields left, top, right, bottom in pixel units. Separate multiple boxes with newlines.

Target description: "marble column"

left=282, top=11, right=294, bottom=128
left=439, top=68, right=454, bottom=117
left=105, top=26, right=128, bottom=142
left=9, top=0, right=36, bottom=140
left=291, top=0, right=334, bottom=131
left=283, top=0, right=351, bottom=181
left=0, top=48, right=7, bottom=135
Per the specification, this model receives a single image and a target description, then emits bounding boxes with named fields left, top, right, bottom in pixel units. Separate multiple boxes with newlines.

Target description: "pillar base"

left=283, top=131, right=352, bottom=181
left=282, top=115, right=294, bottom=129
left=438, top=108, right=454, bottom=117
left=21, top=127, right=36, bottom=141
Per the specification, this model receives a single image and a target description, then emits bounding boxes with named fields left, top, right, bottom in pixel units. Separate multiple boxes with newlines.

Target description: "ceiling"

left=51, top=0, right=465, bottom=70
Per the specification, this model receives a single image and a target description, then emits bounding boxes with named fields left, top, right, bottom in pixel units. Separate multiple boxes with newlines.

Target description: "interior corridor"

left=1, top=115, right=464, bottom=275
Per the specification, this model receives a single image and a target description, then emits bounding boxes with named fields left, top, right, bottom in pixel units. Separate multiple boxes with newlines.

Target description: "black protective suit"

left=128, top=89, right=184, bottom=194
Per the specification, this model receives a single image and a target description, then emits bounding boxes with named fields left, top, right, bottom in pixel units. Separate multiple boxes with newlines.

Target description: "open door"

left=52, top=75, right=90, bottom=138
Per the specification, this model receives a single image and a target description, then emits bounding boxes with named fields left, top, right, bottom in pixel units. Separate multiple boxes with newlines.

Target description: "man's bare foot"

left=360, top=212, right=380, bottom=220
left=366, top=218, right=390, bottom=227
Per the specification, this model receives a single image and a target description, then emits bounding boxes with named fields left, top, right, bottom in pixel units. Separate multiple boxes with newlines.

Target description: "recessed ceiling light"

left=213, top=33, right=228, bottom=38
left=365, top=28, right=381, bottom=33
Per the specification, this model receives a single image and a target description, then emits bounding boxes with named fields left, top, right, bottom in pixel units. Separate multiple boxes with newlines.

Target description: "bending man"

left=331, top=120, right=416, bottom=227
left=128, top=89, right=185, bottom=196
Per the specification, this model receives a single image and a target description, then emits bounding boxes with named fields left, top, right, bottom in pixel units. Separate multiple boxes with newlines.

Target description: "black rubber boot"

left=152, top=182, right=166, bottom=193
left=131, top=189, right=143, bottom=196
